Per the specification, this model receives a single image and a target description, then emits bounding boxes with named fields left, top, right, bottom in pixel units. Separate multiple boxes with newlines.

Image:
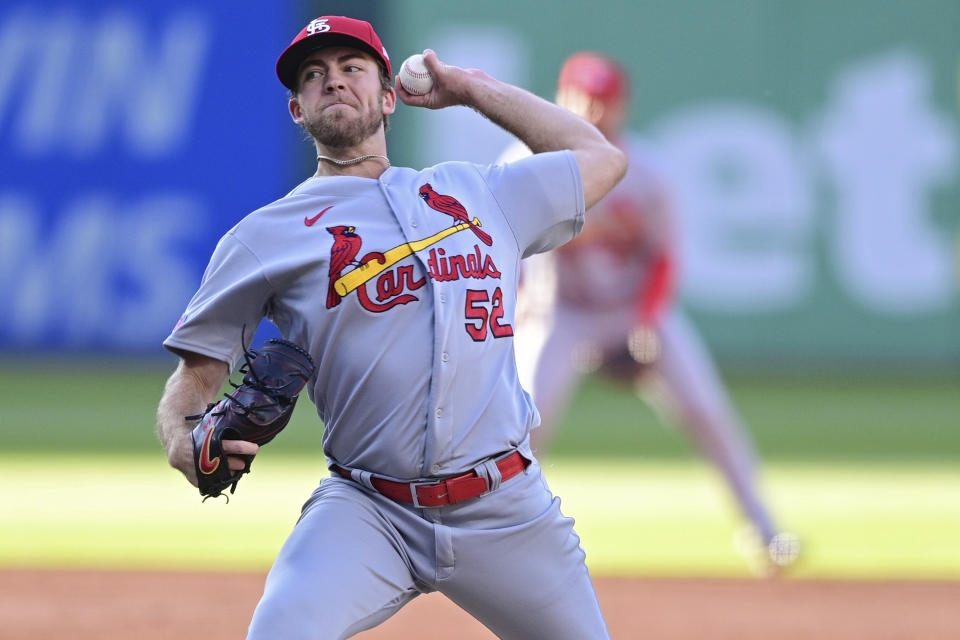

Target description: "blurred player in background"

left=504, top=52, right=798, bottom=575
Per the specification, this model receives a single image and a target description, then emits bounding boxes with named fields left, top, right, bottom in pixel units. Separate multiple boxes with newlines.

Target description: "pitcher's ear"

left=289, top=96, right=303, bottom=124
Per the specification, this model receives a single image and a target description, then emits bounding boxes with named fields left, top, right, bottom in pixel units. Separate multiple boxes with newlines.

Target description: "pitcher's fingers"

left=228, top=456, right=252, bottom=472
left=223, top=440, right=260, bottom=456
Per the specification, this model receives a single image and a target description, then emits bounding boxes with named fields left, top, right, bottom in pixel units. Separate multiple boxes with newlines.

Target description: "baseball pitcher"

left=155, top=16, right=626, bottom=640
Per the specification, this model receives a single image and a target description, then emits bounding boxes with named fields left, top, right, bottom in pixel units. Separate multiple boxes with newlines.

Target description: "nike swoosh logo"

left=305, top=205, right=335, bottom=227
left=198, top=421, right=220, bottom=475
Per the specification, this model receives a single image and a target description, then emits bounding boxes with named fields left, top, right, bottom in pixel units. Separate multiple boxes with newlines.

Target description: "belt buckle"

left=409, top=479, right=445, bottom=508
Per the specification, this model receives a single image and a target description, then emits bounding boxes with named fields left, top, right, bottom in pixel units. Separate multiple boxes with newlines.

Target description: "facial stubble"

left=303, top=94, right=385, bottom=150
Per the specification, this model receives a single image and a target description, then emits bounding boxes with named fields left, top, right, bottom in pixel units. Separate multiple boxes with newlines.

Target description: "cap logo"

left=307, top=18, right=331, bottom=35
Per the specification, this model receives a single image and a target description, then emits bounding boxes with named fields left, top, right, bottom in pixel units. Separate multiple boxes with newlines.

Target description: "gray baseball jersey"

left=165, top=151, right=582, bottom=478
left=166, top=151, right=611, bottom=638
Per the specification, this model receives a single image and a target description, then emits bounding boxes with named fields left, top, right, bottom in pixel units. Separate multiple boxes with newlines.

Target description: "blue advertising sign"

left=0, top=2, right=296, bottom=353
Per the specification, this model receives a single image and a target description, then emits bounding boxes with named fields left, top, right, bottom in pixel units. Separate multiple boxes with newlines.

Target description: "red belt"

left=333, top=451, right=528, bottom=508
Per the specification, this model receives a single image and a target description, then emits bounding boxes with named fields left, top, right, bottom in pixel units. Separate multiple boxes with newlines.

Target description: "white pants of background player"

left=246, top=457, right=609, bottom=640
left=516, top=303, right=779, bottom=546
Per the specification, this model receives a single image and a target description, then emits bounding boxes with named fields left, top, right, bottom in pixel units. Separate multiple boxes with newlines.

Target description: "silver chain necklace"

left=316, top=154, right=390, bottom=168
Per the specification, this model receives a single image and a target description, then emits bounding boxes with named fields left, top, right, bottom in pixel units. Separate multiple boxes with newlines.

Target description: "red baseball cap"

left=557, top=52, right=628, bottom=101
left=276, top=16, right=392, bottom=90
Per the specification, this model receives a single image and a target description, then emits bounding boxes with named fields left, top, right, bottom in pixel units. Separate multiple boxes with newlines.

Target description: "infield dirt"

left=2, top=569, right=958, bottom=639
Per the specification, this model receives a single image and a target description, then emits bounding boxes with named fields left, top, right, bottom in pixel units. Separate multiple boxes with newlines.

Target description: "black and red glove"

left=188, top=339, right=315, bottom=500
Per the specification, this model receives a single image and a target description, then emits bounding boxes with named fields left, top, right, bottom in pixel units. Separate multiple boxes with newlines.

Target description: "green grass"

left=2, top=454, right=957, bottom=579
left=1, top=360, right=326, bottom=454
left=550, top=460, right=960, bottom=579
left=553, top=373, right=960, bottom=463
left=1, top=362, right=958, bottom=579
left=5, top=362, right=957, bottom=462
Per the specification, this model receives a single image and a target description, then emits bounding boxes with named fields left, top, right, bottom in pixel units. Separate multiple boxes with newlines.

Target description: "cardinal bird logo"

left=326, top=225, right=363, bottom=308
left=418, top=183, right=493, bottom=246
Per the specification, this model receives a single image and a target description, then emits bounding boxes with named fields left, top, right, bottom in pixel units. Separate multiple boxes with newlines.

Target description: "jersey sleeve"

left=484, top=149, right=585, bottom=258
left=494, top=140, right=533, bottom=165
left=162, top=231, right=272, bottom=368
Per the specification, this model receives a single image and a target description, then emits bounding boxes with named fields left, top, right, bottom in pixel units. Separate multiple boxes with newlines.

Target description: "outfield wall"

left=0, top=0, right=305, bottom=354
left=1, top=0, right=957, bottom=371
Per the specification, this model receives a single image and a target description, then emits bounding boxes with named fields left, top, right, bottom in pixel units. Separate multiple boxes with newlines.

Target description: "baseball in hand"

left=398, top=53, right=434, bottom=95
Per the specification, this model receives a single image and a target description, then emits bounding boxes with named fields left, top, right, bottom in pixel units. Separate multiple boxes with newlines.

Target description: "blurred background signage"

left=2, top=0, right=957, bottom=371
left=0, top=1, right=295, bottom=353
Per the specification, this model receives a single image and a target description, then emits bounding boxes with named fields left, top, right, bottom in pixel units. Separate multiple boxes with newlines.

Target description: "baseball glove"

left=599, top=325, right=660, bottom=384
left=187, top=339, right=315, bottom=501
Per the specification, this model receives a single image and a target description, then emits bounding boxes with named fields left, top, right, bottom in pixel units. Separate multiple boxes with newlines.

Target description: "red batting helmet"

left=557, top=52, right=628, bottom=101
left=276, top=16, right=392, bottom=90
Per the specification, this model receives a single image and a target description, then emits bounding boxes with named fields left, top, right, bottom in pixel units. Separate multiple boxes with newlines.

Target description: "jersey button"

left=431, top=464, right=442, bottom=474
left=439, top=293, right=446, bottom=303
left=435, top=408, right=443, bottom=418
left=411, top=221, right=418, bottom=228
left=441, top=352, right=449, bottom=362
